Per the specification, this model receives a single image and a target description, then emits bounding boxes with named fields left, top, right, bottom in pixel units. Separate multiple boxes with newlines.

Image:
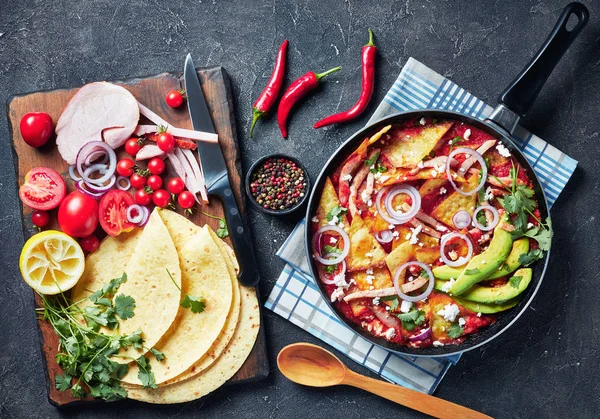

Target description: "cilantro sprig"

left=326, top=205, right=347, bottom=222
left=167, top=269, right=206, bottom=314
left=447, top=322, right=464, bottom=339
left=202, top=212, right=229, bottom=238
left=394, top=309, right=426, bottom=331
left=449, top=136, right=465, bottom=152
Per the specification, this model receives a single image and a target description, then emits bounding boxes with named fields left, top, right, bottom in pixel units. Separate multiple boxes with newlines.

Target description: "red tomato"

left=146, top=175, right=163, bottom=191
left=168, top=177, right=185, bottom=195
left=20, top=112, right=53, bottom=148
left=165, top=90, right=184, bottom=108
left=130, top=173, right=147, bottom=189
left=135, top=189, right=153, bottom=206
left=178, top=190, right=195, bottom=209
left=19, top=167, right=66, bottom=211
left=125, top=138, right=143, bottom=157
left=31, top=210, right=50, bottom=227
left=157, top=132, right=175, bottom=152
left=80, top=235, right=100, bottom=253
left=147, top=157, right=165, bottom=175
left=117, top=158, right=135, bottom=177
left=99, top=190, right=135, bottom=236
left=58, top=191, right=99, bottom=237
left=152, top=189, right=171, bottom=208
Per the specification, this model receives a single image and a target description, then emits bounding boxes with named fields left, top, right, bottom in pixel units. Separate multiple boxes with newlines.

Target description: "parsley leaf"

left=167, top=269, right=206, bottom=314
left=395, top=309, right=426, bottom=331
left=447, top=322, right=464, bottom=339
left=326, top=205, right=347, bottom=222
left=464, top=268, right=480, bottom=275
left=114, top=295, right=136, bottom=320
left=523, top=222, right=552, bottom=251
left=55, top=373, right=72, bottom=391
left=201, top=212, right=229, bottom=238
left=135, top=356, right=158, bottom=389
left=380, top=296, right=399, bottom=311
left=364, top=151, right=381, bottom=168
left=509, top=275, right=523, bottom=289
left=150, top=348, right=165, bottom=361
left=519, top=249, right=544, bottom=266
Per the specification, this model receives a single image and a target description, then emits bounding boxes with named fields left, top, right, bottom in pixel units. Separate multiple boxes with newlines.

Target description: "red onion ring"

left=69, top=165, right=81, bottom=182
left=116, top=176, right=131, bottom=191
left=393, top=261, right=434, bottom=302
left=440, top=232, right=473, bottom=267
left=376, top=185, right=421, bottom=225
left=312, top=225, right=350, bottom=266
left=138, top=206, right=150, bottom=226
left=408, top=327, right=432, bottom=342
left=472, top=205, right=499, bottom=231
left=320, top=255, right=347, bottom=285
left=76, top=141, right=117, bottom=186
left=452, top=210, right=471, bottom=229
left=127, top=205, right=144, bottom=224
left=375, top=230, right=393, bottom=244
left=85, top=150, right=109, bottom=166
left=75, top=180, right=108, bottom=200
left=446, top=147, right=487, bottom=196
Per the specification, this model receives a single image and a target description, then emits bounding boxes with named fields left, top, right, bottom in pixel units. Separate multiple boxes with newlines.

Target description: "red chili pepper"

left=250, top=40, right=289, bottom=138
left=277, top=66, right=341, bottom=138
left=313, top=29, right=377, bottom=129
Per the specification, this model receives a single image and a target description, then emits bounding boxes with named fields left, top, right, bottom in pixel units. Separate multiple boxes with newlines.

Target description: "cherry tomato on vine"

left=135, top=189, right=152, bottom=206
left=117, top=158, right=135, bottom=177
left=147, top=157, right=165, bottom=175
left=125, top=138, right=143, bottom=156
left=165, top=90, right=185, bottom=108
left=130, top=173, right=147, bottom=189
left=152, top=189, right=171, bottom=208
left=157, top=132, right=176, bottom=152
left=146, top=175, right=163, bottom=191
left=178, top=190, right=195, bottom=209
left=80, top=235, right=100, bottom=253
left=168, top=177, right=185, bottom=195
left=20, top=112, right=53, bottom=148
left=31, top=210, right=50, bottom=228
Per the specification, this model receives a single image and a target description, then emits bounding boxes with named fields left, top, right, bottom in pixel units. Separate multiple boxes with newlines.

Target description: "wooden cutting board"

left=7, top=67, right=269, bottom=407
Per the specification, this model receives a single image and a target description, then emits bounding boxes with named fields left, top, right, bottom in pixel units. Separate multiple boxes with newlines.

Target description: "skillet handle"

left=499, top=2, right=588, bottom=118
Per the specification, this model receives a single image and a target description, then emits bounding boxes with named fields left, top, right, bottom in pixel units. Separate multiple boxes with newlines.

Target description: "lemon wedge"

left=20, top=230, right=85, bottom=295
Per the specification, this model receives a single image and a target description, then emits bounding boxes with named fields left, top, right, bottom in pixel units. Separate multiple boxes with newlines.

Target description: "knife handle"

left=212, top=177, right=260, bottom=287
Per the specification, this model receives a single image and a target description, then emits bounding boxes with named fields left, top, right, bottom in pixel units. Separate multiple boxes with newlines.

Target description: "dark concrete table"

left=1, top=1, right=598, bottom=418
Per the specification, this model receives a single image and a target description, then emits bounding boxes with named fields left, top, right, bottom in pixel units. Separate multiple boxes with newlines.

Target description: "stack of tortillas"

left=71, top=208, right=260, bottom=404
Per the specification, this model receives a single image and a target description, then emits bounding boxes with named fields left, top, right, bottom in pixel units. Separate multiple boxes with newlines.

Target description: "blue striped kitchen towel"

left=265, top=57, right=577, bottom=395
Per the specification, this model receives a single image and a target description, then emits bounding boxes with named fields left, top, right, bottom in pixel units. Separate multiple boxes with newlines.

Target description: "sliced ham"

left=136, top=144, right=165, bottom=161
left=56, top=82, right=139, bottom=164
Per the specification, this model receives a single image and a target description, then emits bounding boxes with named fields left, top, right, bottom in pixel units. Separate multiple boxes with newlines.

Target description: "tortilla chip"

left=381, top=121, right=453, bottom=168
left=416, top=246, right=441, bottom=264
left=352, top=266, right=393, bottom=290
left=431, top=173, right=478, bottom=226
left=385, top=241, right=414, bottom=275
left=419, top=179, right=448, bottom=196
left=346, top=217, right=386, bottom=272
left=314, top=177, right=348, bottom=228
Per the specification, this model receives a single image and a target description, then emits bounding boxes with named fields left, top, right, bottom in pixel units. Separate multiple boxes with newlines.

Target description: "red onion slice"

left=320, top=256, right=347, bottom=285
left=375, top=230, right=394, bottom=244
left=85, top=150, right=109, bottom=166
left=408, top=327, right=432, bottom=342
left=376, top=185, right=421, bottom=225
left=116, top=176, right=131, bottom=191
left=75, top=180, right=108, bottom=200
left=472, top=205, right=500, bottom=231
left=127, top=205, right=144, bottom=224
left=393, top=261, right=434, bottom=302
left=440, top=232, right=473, bottom=267
left=312, top=225, right=350, bottom=266
left=76, top=141, right=117, bottom=186
left=446, top=147, right=487, bottom=196
left=68, top=165, right=81, bottom=182
left=452, top=210, right=472, bottom=229
left=138, top=206, right=150, bottom=226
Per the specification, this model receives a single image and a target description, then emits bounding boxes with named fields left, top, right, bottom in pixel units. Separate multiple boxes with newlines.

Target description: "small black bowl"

left=245, top=153, right=310, bottom=216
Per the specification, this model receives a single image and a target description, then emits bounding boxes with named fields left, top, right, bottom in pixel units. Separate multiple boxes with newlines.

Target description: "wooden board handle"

left=342, top=371, right=493, bottom=419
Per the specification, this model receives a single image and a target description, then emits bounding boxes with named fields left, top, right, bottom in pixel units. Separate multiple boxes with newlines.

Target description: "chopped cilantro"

left=135, top=356, right=158, bottom=389
left=323, top=245, right=342, bottom=255
left=55, top=373, right=72, bottom=392
left=519, top=249, right=544, bottom=266
left=326, top=205, right=348, bottom=222
left=449, top=136, right=464, bottom=151
left=322, top=265, right=337, bottom=274
left=509, top=275, right=523, bottom=289
left=364, top=151, right=381, bottom=168
left=395, top=309, right=426, bottom=331
left=201, top=212, right=229, bottom=238
left=447, top=322, right=464, bottom=339
left=150, top=347, right=165, bottom=362
left=167, top=269, right=206, bottom=314
left=114, top=295, right=136, bottom=320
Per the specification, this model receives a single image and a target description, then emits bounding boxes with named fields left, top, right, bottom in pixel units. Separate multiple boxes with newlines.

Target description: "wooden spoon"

left=277, top=343, right=493, bottom=419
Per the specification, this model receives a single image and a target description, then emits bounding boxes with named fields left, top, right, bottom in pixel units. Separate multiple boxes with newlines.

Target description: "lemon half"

left=20, top=230, right=85, bottom=295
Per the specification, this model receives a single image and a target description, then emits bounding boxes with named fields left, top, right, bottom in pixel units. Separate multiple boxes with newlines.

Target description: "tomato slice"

left=19, top=167, right=66, bottom=210
left=99, top=190, right=136, bottom=236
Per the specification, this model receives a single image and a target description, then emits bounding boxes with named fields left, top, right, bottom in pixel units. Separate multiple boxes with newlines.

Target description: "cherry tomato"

left=147, top=157, right=166, bottom=175
left=165, top=90, right=184, bottom=108
left=147, top=175, right=163, bottom=191
left=58, top=191, right=99, bottom=238
left=117, top=158, right=135, bottom=177
left=99, top=190, right=135, bottom=236
left=19, top=167, right=66, bottom=211
left=31, top=210, right=50, bottom=228
left=20, top=112, right=53, bottom=148
left=168, top=177, right=185, bottom=195
left=152, top=189, right=171, bottom=208
left=125, top=138, right=143, bottom=157
left=135, top=189, right=153, bottom=206
left=130, top=173, right=147, bottom=189
left=80, top=235, right=100, bottom=253
left=157, top=132, right=175, bottom=152
left=178, top=190, right=195, bottom=209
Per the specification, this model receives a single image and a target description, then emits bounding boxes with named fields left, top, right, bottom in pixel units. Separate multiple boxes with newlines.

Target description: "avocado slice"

left=452, top=296, right=519, bottom=314
left=433, top=238, right=530, bottom=281
left=435, top=268, right=532, bottom=304
left=449, top=221, right=513, bottom=295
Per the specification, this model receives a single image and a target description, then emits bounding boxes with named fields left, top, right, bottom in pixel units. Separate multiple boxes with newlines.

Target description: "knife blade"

left=184, top=54, right=260, bottom=287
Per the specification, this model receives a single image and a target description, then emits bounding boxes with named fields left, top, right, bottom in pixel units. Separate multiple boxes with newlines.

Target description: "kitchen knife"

left=184, top=54, right=260, bottom=287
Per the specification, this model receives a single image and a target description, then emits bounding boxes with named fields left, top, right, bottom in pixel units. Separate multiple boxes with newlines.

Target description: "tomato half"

left=99, top=190, right=135, bottom=236
left=58, top=191, right=99, bottom=237
left=19, top=167, right=66, bottom=210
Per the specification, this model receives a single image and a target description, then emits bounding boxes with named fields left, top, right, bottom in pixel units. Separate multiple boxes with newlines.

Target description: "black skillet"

left=305, top=2, right=588, bottom=357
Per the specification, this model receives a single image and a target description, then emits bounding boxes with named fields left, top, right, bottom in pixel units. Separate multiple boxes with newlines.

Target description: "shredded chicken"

left=344, top=287, right=396, bottom=302
left=408, top=155, right=456, bottom=176
left=349, top=149, right=379, bottom=217
left=339, top=154, right=363, bottom=206
left=458, top=140, right=497, bottom=176
left=408, top=218, right=441, bottom=239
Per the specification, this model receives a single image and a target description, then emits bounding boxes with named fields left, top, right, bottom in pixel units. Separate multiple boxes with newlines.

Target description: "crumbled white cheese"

left=527, top=222, right=534, bottom=229
left=400, top=300, right=413, bottom=313
left=330, top=287, right=345, bottom=302
left=334, top=273, right=350, bottom=289
left=437, top=303, right=461, bottom=322
left=483, top=186, right=494, bottom=202
left=408, top=276, right=416, bottom=282
left=433, top=341, right=444, bottom=347
left=361, top=190, right=370, bottom=203
left=378, top=175, right=390, bottom=183
left=439, top=187, right=447, bottom=195
left=477, top=312, right=482, bottom=317
left=392, top=231, right=400, bottom=238
left=430, top=170, right=438, bottom=177
left=366, top=268, right=374, bottom=275
left=407, top=224, right=422, bottom=245
left=338, top=222, right=344, bottom=228
left=328, top=215, right=339, bottom=226
left=419, top=117, right=426, bottom=126
left=365, top=252, right=374, bottom=258
left=418, top=242, right=424, bottom=247
left=448, top=250, right=458, bottom=261
left=369, top=285, right=375, bottom=290
left=385, top=328, right=396, bottom=339
left=372, top=297, right=380, bottom=306
left=458, top=317, right=466, bottom=326
left=464, top=129, right=471, bottom=140
left=496, top=143, right=511, bottom=157
left=448, top=140, right=453, bottom=145
left=436, top=224, right=448, bottom=232
left=480, top=260, right=487, bottom=265
left=365, top=275, right=375, bottom=285
left=367, top=199, right=373, bottom=207
left=369, top=165, right=375, bottom=170
left=405, top=233, right=412, bottom=240
left=434, top=164, right=445, bottom=174
left=385, top=305, right=391, bottom=311
left=441, top=279, right=455, bottom=293
left=341, top=173, right=353, bottom=182
left=388, top=224, right=395, bottom=230
left=417, top=160, right=424, bottom=169
left=329, top=237, right=338, bottom=244
left=311, top=216, right=319, bottom=223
